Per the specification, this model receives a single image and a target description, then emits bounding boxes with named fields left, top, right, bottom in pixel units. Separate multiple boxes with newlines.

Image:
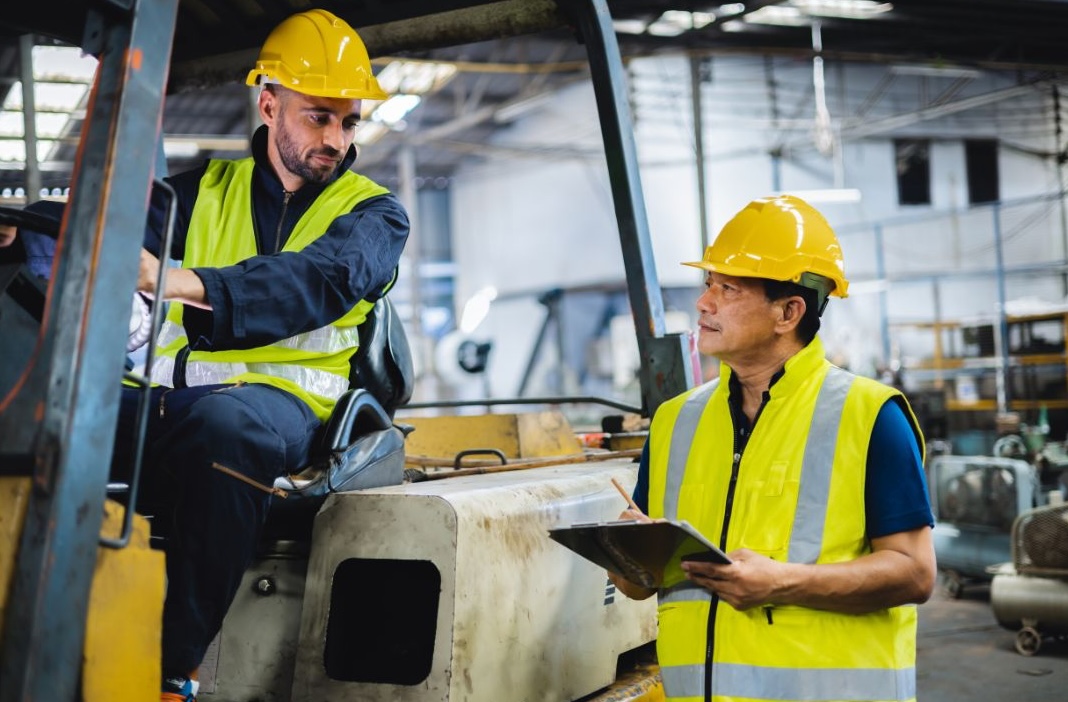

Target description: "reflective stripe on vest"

left=661, top=663, right=917, bottom=702
left=789, top=367, right=853, bottom=564
left=659, top=581, right=711, bottom=606
left=664, top=378, right=719, bottom=521
left=150, top=355, right=349, bottom=400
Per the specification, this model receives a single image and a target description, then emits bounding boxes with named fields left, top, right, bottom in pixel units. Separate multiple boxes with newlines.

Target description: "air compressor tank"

left=990, top=568, right=1068, bottom=655
left=990, top=502, right=1068, bottom=656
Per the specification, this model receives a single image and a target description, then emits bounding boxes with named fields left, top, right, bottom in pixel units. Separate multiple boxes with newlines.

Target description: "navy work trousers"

left=112, top=382, right=320, bottom=678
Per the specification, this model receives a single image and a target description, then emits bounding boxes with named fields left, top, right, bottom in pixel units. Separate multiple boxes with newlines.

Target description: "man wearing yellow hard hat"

left=112, top=10, right=408, bottom=701
left=613, top=195, right=936, bottom=702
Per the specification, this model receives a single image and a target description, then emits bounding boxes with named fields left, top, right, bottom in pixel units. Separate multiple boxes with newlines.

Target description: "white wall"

left=447, top=53, right=1068, bottom=395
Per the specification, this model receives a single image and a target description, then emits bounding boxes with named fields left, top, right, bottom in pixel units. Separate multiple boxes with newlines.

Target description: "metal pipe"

left=873, top=224, right=891, bottom=366
left=19, top=34, right=41, bottom=202
left=398, top=145, right=422, bottom=344
left=567, top=0, right=673, bottom=415
left=690, top=54, right=710, bottom=250
left=992, top=202, right=1010, bottom=411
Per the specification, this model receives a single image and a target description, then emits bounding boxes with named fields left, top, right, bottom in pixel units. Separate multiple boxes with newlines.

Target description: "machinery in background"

left=928, top=406, right=1068, bottom=597
left=928, top=454, right=1039, bottom=597
left=991, top=502, right=1068, bottom=656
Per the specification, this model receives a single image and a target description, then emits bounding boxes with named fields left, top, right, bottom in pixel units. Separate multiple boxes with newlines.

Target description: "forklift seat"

left=263, top=295, right=414, bottom=540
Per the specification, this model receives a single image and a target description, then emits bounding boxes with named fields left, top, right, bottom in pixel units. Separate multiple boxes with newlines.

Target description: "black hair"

left=761, top=278, right=821, bottom=345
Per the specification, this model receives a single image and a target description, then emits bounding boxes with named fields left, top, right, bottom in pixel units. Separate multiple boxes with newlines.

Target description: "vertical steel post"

left=18, top=34, right=41, bottom=203
left=873, top=223, right=891, bottom=366
left=566, top=0, right=694, bottom=414
left=690, top=54, right=710, bottom=251
left=992, top=202, right=1010, bottom=411
left=0, top=1, right=178, bottom=700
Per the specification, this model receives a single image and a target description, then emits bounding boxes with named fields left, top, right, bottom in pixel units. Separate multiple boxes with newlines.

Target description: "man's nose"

left=323, top=122, right=348, bottom=151
left=697, top=287, right=716, bottom=312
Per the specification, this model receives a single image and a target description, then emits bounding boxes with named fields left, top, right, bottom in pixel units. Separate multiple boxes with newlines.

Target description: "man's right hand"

left=607, top=507, right=658, bottom=600
left=138, top=249, right=212, bottom=310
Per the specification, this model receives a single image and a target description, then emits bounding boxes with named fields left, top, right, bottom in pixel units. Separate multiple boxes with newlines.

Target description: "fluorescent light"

left=717, top=3, right=747, bottom=16
left=354, top=122, right=390, bottom=146
left=744, top=6, right=809, bottom=26
left=781, top=188, right=862, bottom=203
left=646, top=20, right=688, bottom=37
left=613, top=19, right=648, bottom=34
left=163, top=140, right=200, bottom=158
left=744, top=1, right=892, bottom=26
left=792, top=0, right=893, bottom=20
left=374, top=60, right=457, bottom=96
left=645, top=10, right=715, bottom=36
left=369, top=94, right=422, bottom=127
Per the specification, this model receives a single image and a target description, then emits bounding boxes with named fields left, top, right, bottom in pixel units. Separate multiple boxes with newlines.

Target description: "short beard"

left=274, top=109, right=341, bottom=186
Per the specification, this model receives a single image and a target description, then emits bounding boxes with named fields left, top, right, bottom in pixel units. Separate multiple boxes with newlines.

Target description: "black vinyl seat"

left=263, top=296, right=415, bottom=540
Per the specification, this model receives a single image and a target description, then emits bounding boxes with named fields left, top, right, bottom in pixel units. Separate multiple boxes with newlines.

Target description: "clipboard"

left=548, top=519, right=730, bottom=588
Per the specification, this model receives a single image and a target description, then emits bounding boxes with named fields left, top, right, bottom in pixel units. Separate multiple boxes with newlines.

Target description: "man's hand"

left=607, top=507, right=657, bottom=600
left=138, top=249, right=211, bottom=310
left=681, top=548, right=783, bottom=610
left=680, top=527, right=936, bottom=614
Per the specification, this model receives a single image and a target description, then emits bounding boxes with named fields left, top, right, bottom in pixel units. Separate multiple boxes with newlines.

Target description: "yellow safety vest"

left=648, top=337, right=925, bottom=702
left=149, top=158, right=389, bottom=421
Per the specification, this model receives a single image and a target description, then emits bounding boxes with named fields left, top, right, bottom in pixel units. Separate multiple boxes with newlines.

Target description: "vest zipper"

left=704, top=391, right=769, bottom=701
left=705, top=447, right=743, bottom=702
left=274, top=191, right=293, bottom=253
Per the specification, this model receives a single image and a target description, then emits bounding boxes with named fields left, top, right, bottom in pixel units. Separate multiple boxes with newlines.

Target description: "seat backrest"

left=349, top=296, right=414, bottom=416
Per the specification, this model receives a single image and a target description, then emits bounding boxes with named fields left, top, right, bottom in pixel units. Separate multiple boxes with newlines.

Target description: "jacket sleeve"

left=182, top=193, right=409, bottom=351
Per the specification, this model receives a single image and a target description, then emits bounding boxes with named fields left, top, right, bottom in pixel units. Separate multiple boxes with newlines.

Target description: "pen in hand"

left=610, top=477, right=646, bottom=518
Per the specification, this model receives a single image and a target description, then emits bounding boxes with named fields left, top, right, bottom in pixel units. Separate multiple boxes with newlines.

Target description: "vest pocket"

left=736, top=465, right=799, bottom=554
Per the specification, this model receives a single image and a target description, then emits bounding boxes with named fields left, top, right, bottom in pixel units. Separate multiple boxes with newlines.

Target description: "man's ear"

left=776, top=296, right=806, bottom=333
left=258, top=89, right=277, bottom=126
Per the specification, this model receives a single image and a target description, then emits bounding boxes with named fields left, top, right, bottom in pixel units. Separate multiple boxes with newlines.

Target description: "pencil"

left=610, top=477, right=644, bottom=515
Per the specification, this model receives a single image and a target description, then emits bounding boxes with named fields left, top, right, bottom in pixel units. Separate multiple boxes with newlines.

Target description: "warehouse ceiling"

left=2, top=0, right=1068, bottom=193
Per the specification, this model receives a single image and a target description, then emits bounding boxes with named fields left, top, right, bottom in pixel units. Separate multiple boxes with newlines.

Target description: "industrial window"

left=895, top=138, right=931, bottom=205
left=965, top=139, right=999, bottom=204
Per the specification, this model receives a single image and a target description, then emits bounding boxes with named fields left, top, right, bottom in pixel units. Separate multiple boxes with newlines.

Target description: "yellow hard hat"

left=684, top=194, right=849, bottom=300
left=245, top=9, right=389, bottom=101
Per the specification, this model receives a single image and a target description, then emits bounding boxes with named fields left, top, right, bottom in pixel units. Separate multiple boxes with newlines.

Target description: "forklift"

left=0, top=1, right=697, bottom=700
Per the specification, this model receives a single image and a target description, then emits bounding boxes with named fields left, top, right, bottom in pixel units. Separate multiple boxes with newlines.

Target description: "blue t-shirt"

left=631, top=398, right=934, bottom=539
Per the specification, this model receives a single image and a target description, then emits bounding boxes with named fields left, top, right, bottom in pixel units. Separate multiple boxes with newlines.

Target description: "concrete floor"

left=917, top=581, right=1067, bottom=701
